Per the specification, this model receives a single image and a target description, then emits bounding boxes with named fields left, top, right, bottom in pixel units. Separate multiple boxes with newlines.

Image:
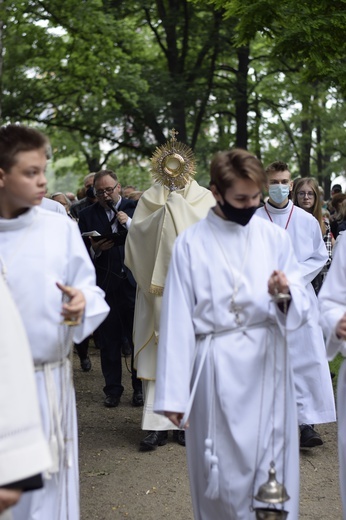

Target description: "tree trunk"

left=299, top=94, right=312, bottom=176
left=253, top=93, right=262, bottom=160
left=315, top=96, right=332, bottom=199
left=235, top=46, right=249, bottom=149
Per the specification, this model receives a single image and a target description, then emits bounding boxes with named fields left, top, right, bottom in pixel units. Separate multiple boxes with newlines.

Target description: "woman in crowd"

left=293, top=177, right=333, bottom=294
left=328, top=193, right=346, bottom=239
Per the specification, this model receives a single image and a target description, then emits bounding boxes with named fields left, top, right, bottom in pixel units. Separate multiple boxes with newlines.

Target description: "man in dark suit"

left=70, top=172, right=97, bottom=220
left=78, top=170, right=143, bottom=408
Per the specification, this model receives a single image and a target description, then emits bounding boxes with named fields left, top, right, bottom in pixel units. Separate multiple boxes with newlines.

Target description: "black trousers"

left=74, top=337, right=90, bottom=360
left=94, top=276, right=142, bottom=397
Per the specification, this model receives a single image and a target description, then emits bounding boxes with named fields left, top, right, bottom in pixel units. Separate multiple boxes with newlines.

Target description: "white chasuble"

left=125, top=181, right=215, bottom=430
left=154, top=211, right=309, bottom=520
left=0, top=207, right=109, bottom=520
left=257, top=201, right=336, bottom=425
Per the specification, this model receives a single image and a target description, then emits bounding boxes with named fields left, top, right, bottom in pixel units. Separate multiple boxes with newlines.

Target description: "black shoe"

left=104, top=395, right=120, bottom=408
left=172, top=430, right=185, bottom=446
left=80, top=356, right=91, bottom=372
left=132, top=390, right=144, bottom=407
left=300, top=424, right=323, bottom=448
left=139, top=431, right=168, bottom=451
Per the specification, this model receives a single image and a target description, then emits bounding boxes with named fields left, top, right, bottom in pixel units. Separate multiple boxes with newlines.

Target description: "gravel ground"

left=75, top=346, right=342, bottom=520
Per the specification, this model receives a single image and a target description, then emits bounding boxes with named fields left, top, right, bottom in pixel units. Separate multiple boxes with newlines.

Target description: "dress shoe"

left=139, top=431, right=168, bottom=451
left=172, top=430, right=185, bottom=446
left=132, top=390, right=144, bottom=407
left=104, top=395, right=120, bottom=408
left=300, top=424, right=323, bottom=448
left=80, top=356, right=92, bottom=372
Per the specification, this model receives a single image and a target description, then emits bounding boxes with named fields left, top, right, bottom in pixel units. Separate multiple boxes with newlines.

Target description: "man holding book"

left=78, top=170, right=143, bottom=408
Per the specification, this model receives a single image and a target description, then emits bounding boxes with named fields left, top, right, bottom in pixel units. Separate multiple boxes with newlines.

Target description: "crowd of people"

left=1, top=123, right=346, bottom=520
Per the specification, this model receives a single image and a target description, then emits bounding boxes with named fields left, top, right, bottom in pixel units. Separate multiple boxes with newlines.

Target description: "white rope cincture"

left=180, top=323, right=271, bottom=501
left=34, top=359, right=67, bottom=478
left=204, top=345, right=219, bottom=499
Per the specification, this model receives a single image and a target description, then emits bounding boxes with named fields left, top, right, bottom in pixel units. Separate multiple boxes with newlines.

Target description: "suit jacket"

left=78, top=198, right=137, bottom=292
left=70, top=196, right=95, bottom=220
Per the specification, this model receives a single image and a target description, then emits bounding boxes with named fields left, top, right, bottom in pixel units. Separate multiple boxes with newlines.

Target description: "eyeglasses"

left=297, top=191, right=315, bottom=199
left=95, top=184, right=118, bottom=197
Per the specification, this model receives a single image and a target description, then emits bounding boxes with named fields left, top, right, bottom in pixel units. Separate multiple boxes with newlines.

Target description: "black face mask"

left=85, top=186, right=95, bottom=199
left=218, top=198, right=257, bottom=226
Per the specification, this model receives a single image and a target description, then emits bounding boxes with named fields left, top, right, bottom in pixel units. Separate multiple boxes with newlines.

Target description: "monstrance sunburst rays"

left=150, top=129, right=196, bottom=191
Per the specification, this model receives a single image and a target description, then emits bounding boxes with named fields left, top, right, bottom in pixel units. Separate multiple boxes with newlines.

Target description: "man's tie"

left=109, top=213, right=117, bottom=227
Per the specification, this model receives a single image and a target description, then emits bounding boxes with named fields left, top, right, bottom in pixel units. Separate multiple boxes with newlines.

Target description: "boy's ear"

left=210, top=183, right=218, bottom=196
left=210, top=184, right=219, bottom=197
left=210, top=183, right=222, bottom=203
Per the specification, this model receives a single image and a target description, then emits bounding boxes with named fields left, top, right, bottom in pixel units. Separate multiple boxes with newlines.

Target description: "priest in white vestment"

left=319, top=232, right=346, bottom=520
left=154, top=149, right=310, bottom=520
left=256, top=161, right=335, bottom=447
left=0, top=123, right=110, bottom=520
left=125, top=135, right=215, bottom=450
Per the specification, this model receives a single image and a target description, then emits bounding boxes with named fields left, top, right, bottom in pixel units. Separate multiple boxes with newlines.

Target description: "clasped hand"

left=268, top=270, right=290, bottom=297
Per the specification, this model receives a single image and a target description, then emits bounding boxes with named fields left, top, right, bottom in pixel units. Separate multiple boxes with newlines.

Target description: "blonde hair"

left=293, top=177, right=325, bottom=235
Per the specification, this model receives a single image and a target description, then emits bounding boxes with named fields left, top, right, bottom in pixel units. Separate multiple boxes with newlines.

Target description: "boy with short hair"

left=154, top=149, right=309, bottom=519
left=0, top=124, right=109, bottom=520
left=256, top=161, right=336, bottom=448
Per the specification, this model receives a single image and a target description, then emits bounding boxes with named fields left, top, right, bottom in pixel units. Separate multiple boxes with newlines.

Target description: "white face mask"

left=269, top=184, right=290, bottom=204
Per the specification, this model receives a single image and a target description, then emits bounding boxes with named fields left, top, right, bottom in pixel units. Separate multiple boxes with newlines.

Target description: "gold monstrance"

left=150, top=129, right=196, bottom=191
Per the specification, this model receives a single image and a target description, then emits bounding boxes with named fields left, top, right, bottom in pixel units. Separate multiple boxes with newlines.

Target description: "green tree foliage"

left=1, top=0, right=149, bottom=179
left=0, top=0, right=345, bottom=192
left=205, top=0, right=346, bottom=88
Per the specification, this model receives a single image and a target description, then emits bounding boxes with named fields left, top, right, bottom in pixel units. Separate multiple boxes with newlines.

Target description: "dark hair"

left=331, top=184, right=342, bottom=194
left=0, top=124, right=49, bottom=172
left=210, top=149, right=265, bottom=196
left=93, top=169, right=118, bottom=185
left=265, top=161, right=290, bottom=174
left=330, top=193, right=346, bottom=213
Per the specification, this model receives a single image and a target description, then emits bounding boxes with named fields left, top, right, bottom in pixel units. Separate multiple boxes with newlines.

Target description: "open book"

left=81, top=229, right=127, bottom=246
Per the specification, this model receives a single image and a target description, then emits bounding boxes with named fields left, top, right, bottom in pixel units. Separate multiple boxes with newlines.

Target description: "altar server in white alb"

left=319, top=232, right=346, bottom=520
left=0, top=276, right=51, bottom=520
left=256, top=161, right=336, bottom=448
left=0, top=124, right=110, bottom=520
left=154, top=149, right=310, bottom=520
